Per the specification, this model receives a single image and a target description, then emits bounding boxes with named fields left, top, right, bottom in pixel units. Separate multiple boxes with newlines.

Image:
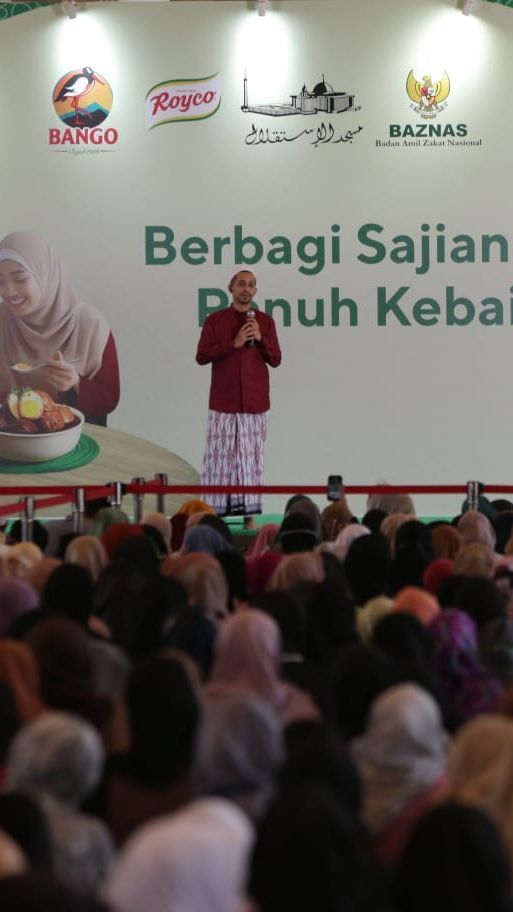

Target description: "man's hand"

left=233, top=321, right=258, bottom=348
left=233, top=319, right=261, bottom=348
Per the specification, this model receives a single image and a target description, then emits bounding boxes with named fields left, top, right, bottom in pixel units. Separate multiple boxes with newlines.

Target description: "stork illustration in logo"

left=406, top=71, right=450, bottom=119
left=53, top=67, right=106, bottom=126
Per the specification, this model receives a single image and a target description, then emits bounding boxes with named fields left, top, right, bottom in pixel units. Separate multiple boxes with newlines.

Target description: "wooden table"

left=0, top=423, right=200, bottom=518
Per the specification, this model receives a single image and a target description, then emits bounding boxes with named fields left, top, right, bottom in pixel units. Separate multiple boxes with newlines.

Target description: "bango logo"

left=49, top=67, right=118, bottom=148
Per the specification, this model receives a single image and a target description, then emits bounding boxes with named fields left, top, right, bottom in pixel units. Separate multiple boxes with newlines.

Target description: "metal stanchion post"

left=466, top=480, right=481, bottom=511
left=132, top=477, right=145, bottom=523
left=108, top=481, right=123, bottom=508
left=154, top=473, right=168, bottom=514
left=72, top=487, right=86, bottom=534
left=21, top=495, right=35, bottom=543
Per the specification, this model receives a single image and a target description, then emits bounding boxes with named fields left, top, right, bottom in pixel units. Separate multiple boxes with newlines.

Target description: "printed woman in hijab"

left=0, top=231, right=120, bottom=426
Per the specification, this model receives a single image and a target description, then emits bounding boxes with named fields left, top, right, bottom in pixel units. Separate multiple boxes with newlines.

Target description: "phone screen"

left=327, top=475, right=343, bottom=502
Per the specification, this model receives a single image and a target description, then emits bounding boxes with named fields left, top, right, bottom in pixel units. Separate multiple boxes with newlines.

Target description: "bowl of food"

left=0, top=388, right=84, bottom=463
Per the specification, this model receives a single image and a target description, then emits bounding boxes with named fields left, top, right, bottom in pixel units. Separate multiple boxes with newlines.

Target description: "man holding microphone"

left=196, top=270, right=281, bottom=517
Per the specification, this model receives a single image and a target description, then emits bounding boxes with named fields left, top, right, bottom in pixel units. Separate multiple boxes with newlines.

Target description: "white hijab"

left=350, top=683, right=448, bottom=835
left=104, top=798, right=254, bottom=912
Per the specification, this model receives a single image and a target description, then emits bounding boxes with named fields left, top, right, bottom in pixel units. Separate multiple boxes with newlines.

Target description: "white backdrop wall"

left=0, top=0, right=510, bottom=516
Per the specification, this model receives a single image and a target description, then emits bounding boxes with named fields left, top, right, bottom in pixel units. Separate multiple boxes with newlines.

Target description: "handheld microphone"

left=246, top=309, right=256, bottom=347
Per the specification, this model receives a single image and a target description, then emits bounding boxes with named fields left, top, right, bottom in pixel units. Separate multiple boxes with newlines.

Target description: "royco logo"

left=145, top=73, right=221, bottom=129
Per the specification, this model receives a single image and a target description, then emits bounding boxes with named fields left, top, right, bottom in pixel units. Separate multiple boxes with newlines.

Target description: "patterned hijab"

left=430, top=609, right=503, bottom=719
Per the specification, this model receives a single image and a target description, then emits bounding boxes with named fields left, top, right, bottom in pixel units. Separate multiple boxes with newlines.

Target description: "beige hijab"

left=0, top=231, right=109, bottom=393
left=448, top=714, right=513, bottom=869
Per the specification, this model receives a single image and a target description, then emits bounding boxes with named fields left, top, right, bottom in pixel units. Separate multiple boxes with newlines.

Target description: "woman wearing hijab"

left=65, top=536, right=107, bottom=584
left=5, top=712, right=114, bottom=896
left=330, top=523, right=370, bottom=562
left=391, top=520, right=434, bottom=592
left=392, top=586, right=440, bottom=626
left=26, top=618, right=112, bottom=729
left=141, top=513, right=171, bottom=553
left=0, top=792, right=53, bottom=871
left=0, top=873, right=111, bottom=911
left=356, top=596, right=394, bottom=645
left=28, top=557, right=62, bottom=596
left=249, top=782, right=386, bottom=912
left=0, top=641, right=45, bottom=722
left=457, top=510, right=497, bottom=551
left=372, top=610, right=461, bottom=732
left=431, top=523, right=462, bottom=559
left=245, top=550, right=283, bottom=599
left=276, top=512, right=319, bottom=555
left=429, top=609, right=503, bottom=720
left=101, top=654, right=201, bottom=844
left=0, top=578, right=39, bottom=637
left=422, top=558, right=454, bottom=595
left=105, top=798, right=253, bottom=912
left=161, top=552, right=228, bottom=623
left=0, top=544, right=43, bottom=583
left=394, top=803, right=513, bottom=912
left=344, top=533, right=392, bottom=605
left=349, top=683, right=449, bottom=867
left=197, top=692, right=284, bottom=822
left=448, top=714, right=513, bottom=872
left=206, top=608, right=318, bottom=727
left=245, top=523, right=279, bottom=557
left=0, top=231, right=119, bottom=426
left=267, top=551, right=325, bottom=592
left=320, top=500, right=355, bottom=542
left=182, top=524, right=233, bottom=556
left=284, top=496, right=323, bottom=541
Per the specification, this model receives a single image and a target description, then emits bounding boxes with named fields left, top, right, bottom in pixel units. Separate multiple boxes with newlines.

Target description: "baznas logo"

left=52, top=67, right=113, bottom=127
left=406, top=71, right=450, bottom=119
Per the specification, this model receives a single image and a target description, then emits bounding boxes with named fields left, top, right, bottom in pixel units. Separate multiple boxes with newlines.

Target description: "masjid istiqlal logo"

left=241, top=73, right=357, bottom=116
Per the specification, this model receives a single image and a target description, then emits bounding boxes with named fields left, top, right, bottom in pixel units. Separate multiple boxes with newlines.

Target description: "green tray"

left=0, top=433, right=100, bottom=474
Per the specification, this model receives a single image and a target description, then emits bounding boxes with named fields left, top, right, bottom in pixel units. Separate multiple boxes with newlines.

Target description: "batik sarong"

left=201, top=410, right=267, bottom=515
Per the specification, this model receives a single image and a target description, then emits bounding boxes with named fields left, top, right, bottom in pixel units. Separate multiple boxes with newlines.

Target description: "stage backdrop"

left=0, top=0, right=511, bottom=516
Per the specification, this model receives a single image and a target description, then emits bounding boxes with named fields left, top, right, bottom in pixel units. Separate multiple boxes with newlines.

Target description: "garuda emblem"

left=406, top=71, right=450, bottom=119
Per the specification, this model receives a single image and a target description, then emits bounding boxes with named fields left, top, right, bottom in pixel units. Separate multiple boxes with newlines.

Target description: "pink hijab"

left=457, top=511, right=496, bottom=550
left=245, top=524, right=279, bottom=557
left=206, top=609, right=317, bottom=726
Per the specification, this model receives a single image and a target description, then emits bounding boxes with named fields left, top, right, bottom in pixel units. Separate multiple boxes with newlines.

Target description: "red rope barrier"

left=0, top=480, right=511, bottom=519
left=2, top=483, right=513, bottom=499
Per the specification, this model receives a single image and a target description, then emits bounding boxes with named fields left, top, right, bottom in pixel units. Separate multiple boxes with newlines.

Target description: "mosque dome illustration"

left=312, top=77, right=335, bottom=96
left=241, top=73, right=355, bottom=117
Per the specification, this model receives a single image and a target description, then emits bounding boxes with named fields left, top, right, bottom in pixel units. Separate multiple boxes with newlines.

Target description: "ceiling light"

left=62, top=0, right=79, bottom=19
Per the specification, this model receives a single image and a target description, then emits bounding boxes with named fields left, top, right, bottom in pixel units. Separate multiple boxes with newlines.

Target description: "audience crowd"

left=0, top=490, right=512, bottom=909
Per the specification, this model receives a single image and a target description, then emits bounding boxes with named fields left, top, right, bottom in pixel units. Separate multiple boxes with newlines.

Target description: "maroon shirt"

left=196, top=306, right=281, bottom=414
left=60, top=331, right=120, bottom=426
